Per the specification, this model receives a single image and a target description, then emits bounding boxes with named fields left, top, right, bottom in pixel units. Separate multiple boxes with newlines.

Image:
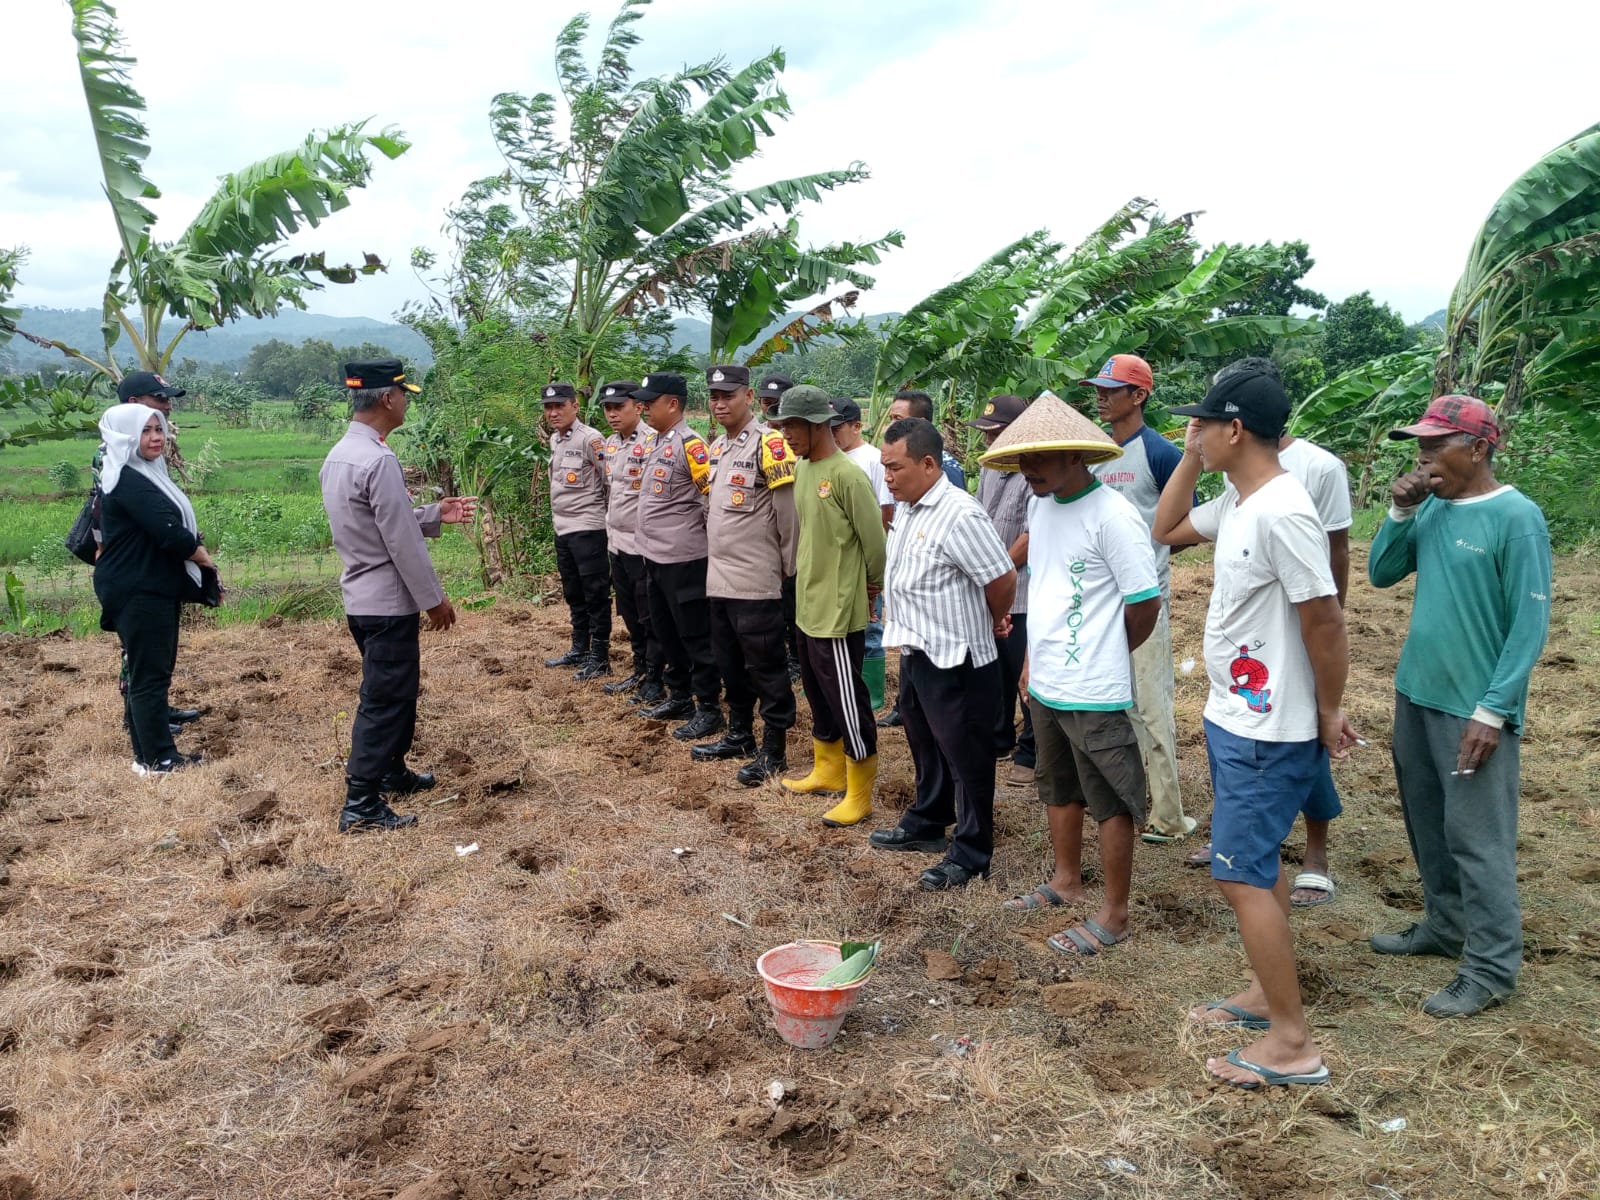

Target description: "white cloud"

left=4, top=0, right=1598, bottom=332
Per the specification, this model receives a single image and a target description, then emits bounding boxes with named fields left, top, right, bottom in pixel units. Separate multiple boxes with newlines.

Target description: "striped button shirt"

left=883, top=475, right=1016, bottom=669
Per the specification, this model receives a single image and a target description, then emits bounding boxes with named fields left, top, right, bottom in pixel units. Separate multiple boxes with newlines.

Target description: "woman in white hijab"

left=93, top=403, right=218, bottom=774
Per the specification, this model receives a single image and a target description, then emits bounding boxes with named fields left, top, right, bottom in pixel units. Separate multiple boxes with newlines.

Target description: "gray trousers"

left=1392, top=692, right=1522, bottom=994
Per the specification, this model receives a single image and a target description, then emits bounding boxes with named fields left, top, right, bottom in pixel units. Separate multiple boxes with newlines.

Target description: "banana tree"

left=415, top=0, right=894, bottom=384
left=0, top=0, right=408, bottom=383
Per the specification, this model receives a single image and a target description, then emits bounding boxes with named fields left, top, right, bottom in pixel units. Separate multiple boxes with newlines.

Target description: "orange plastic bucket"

left=756, top=941, right=874, bottom=1049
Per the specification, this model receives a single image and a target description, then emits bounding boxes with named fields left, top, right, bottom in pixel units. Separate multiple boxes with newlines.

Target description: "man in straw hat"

left=769, top=386, right=887, bottom=824
left=1368, top=395, right=1550, bottom=1017
left=870, top=417, right=1018, bottom=891
left=978, top=393, right=1160, bottom=949
left=1081, top=354, right=1196, bottom=843
left=1152, top=364, right=1356, bottom=1088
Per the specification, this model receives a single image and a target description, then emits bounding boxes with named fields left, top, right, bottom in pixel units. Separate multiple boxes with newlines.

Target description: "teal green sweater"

left=1368, top=486, right=1551, bottom=733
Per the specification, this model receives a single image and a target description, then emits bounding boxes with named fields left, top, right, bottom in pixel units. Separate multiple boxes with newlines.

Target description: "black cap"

left=344, top=358, right=420, bottom=394
left=598, top=380, right=642, bottom=404
left=828, top=397, right=862, bottom=425
left=707, top=364, right=750, bottom=391
left=1167, top=369, right=1289, bottom=439
left=756, top=374, right=794, bottom=403
left=541, top=381, right=577, bottom=403
left=966, top=393, right=1026, bottom=431
left=632, top=372, right=688, bottom=402
left=117, top=370, right=185, bottom=403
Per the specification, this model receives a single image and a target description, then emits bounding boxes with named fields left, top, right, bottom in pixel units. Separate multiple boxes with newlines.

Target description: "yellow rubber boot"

left=822, top=754, right=876, bottom=827
left=783, top=738, right=846, bottom=795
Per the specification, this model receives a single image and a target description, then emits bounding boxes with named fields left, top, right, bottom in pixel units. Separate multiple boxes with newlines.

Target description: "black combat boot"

left=632, top=670, right=666, bottom=705
left=338, top=778, right=419, bottom=834
left=691, top=710, right=756, bottom=761
left=736, top=727, right=789, bottom=787
left=379, top=766, right=436, bottom=794
left=672, top=702, right=725, bottom=742
left=640, top=691, right=694, bottom=721
left=544, top=642, right=586, bottom=669
left=603, top=666, right=644, bottom=696
left=574, top=639, right=611, bottom=681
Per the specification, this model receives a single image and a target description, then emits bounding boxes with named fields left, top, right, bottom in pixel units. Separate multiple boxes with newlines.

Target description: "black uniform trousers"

left=780, top=573, right=800, bottom=661
left=114, top=592, right=182, bottom=766
left=346, top=612, right=420, bottom=783
left=992, top=611, right=1037, bottom=768
left=797, top=629, right=876, bottom=761
left=609, top=550, right=658, bottom=674
left=897, top=648, right=1003, bottom=874
left=710, top=597, right=795, bottom=733
left=555, top=529, right=612, bottom=652
left=644, top=556, right=720, bottom=704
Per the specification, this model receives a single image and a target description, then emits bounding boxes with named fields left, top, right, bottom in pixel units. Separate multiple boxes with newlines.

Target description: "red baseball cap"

left=1080, top=354, right=1154, bottom=392
left=1388, top=395, right=1501, bottom=448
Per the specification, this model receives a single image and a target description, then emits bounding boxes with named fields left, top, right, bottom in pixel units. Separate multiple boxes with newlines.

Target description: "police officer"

left=541, top=381, right=612, bottom=680
left=693, top=365, right=798, bottom=784
left=633, top=372, right=724, bottom=741
left=321, top=359, right=476, bottom=833
left=597, top=379, right=663, bottom=702
left=757, top=373, right=802, bottom=679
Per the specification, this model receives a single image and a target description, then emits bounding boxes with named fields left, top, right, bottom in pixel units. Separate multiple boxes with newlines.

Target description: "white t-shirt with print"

left=844, top=442, right=893, bottom=507
left=1190, top=472, right=1335, bottom=742
left=1026, top=482, right=1160, bottom=711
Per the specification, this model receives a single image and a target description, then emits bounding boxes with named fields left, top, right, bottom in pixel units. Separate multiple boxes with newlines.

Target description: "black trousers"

left=645, top=557, right=720, bottom=704
left=555, top=529, right=611, bottom=653
left=346, top=613, right=421, bottom=783
left=797, top=629, right=875, bottom=760
left=780, top=573, right=800, bottom=662
left=898, top=648, right=1002, bottom=873
left=992, top=611, right=1036, bottom=767
left=610, top=550, right=657, bottom=674
left=710, top=597, right=795, bottom=733
left=114, top=592, right=181, bottom=765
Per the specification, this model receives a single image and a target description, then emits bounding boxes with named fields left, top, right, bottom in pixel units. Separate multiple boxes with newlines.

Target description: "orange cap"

left=1080, top=354, right=1154, bottom=392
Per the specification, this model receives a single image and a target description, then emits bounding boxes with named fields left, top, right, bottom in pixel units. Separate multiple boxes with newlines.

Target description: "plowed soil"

left=0, top=548, right=1597, bottom=1199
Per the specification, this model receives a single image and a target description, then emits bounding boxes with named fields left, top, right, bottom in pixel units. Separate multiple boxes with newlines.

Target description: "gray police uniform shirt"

left=1091, top=424, right=1183, bottom=599
left=549, top=418, right=609, bottom=536
left=706, top=418, right=797, bottom=601
left=603, top=426, right=649, bottom=557
left=321, top=421, right=444, bottom=617
left=636, top=418, right=712, bottom=564
left=976, top=466, right=1030, bottom=614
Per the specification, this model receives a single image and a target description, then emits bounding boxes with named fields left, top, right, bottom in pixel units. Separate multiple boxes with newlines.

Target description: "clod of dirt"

left=922, top=950, right=963, bottom=981
left=1081, top=1042, right=1168, bottom=1092
left=502, top=845, right=550, bottom=874
left=231, top=792, right=279, bottom=825
left=684, top=973, right=738, bottom=1001
left=248, top=866, right=351, bottom=930
left=560, top=896, right=616, bottom=930
left=967, top=955, right=1018, bottom=1006
left=54, top=960, right=119, bottom=982
left=374, top=973, right=460, bottom=1002
left=391, top=1146, right=572, bottom=1200
left=406, top=1022, right=487, bottom=1054
left=238, top=668, right=273, bottom=683
left=301, top=996, right=372, bottom=1052
left=227, top=834, right=294, bottom=876
left=876, top=778, right=913, bottom=811
left=282, top=942, right=350, bottom=986
left=1513, top=1022, right=1600, bottom=1067
left=708, top=799, right=757, bottom=833
left=753, top=909, right=784, bottom=927
left=440, top=747, right=473, bottom=769
left=1571, top=863, right=1600, bottom=884
left=1041, top=981, right=1134, bottom=1021
left=337, top=1051, right=436, bottom=1098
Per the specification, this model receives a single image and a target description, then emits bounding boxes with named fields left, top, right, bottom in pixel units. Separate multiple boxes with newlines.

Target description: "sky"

left=5, top=0, right=1599, bottom=329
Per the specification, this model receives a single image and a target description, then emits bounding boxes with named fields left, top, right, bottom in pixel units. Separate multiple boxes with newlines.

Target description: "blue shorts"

left=1203, top=718, right=1326, bottom=889
left=1301, top=755, right=1342, bottom=822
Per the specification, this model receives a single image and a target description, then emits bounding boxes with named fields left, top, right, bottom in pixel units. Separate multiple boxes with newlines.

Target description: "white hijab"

left=99, top=403, right=201, bottom=587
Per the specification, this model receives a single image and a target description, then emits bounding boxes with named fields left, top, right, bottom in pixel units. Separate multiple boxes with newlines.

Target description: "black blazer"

left=93, top=471, right=200, bottom=628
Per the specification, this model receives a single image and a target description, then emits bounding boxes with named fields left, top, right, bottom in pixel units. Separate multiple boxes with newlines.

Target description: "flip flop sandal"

left=1290, top=871, right=1337, bottom=907
left=1192, top=1000, right=1271, bottom=1030
left=1003, top=885, right=1066, bottom=912
left=1047, top=917, right=1129, bottom=957
left=1185, top=841, right=1213, bottom=868
left=1211, top=1048, right=1329, bottom=1089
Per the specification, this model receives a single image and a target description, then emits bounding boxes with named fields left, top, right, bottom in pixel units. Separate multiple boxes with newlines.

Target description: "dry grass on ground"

left=1, top=550, right=1598, bottom=1200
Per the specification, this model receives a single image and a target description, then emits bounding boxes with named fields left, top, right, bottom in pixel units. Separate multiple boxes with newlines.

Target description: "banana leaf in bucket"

left=814, top=940, right=879, bottom=986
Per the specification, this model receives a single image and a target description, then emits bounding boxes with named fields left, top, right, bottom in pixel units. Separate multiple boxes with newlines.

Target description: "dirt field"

left=1, top=549, right=1597, bottom=1200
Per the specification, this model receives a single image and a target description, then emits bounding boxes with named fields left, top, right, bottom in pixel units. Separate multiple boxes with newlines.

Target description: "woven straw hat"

left=977, top=390, right=1122, bottom=471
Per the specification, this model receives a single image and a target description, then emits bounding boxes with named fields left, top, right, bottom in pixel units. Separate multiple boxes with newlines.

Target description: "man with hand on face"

left=1368, top=396, right=1551, bottom=1018
left=541, top=382, right=613, bottom=680
left=871, top=417, right=1018, bottom=891
left=695, top=365, right=798, bottom=784
left=598, top=380, right=663, bottom=701
left=322, top=359, right=476, bottom=834
left=980, top=394, right=1159, bottom=952
left=633, top=372, right=724, bottom=742
left=771, top=386, right=886, bottom=824
left=1152, top=365, right=1356, bottom=1090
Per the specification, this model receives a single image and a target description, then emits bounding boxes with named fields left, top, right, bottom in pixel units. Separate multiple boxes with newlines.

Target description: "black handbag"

left=185, top=563, right=224, bottom=608
left=64, top=486, right=101, bottom=566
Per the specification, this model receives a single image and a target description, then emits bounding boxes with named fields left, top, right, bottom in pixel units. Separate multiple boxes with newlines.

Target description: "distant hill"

left=2, top=308, right=433, bottom=374
left=660, top=311, right=898, bottom=357
left=1416, top=308, right=1447, bottom=331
